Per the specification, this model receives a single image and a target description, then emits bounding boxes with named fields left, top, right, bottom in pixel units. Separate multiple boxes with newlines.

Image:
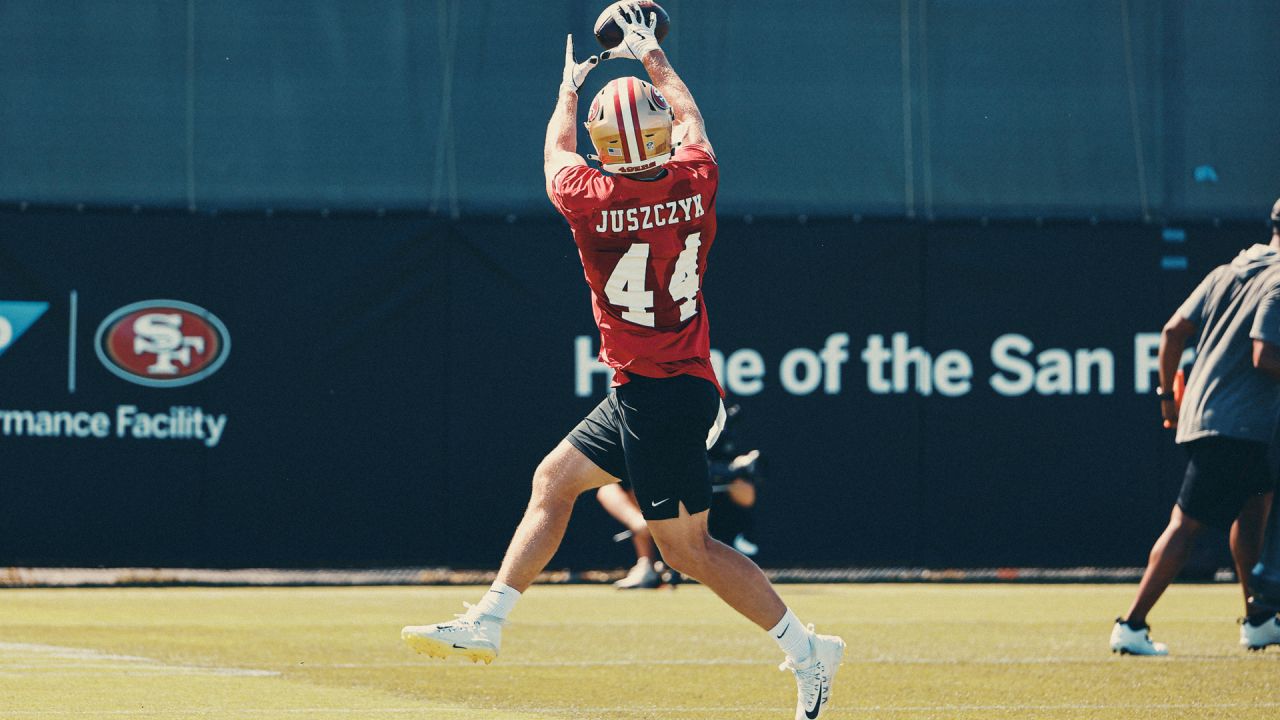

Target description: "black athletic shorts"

left=1177, top=436, right=1276, bottom=530
left=566, top=374, right=724, bottom=521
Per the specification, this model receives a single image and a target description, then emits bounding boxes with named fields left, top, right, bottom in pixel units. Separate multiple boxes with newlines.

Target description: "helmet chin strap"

left=620, top=168, right=668, bottom=182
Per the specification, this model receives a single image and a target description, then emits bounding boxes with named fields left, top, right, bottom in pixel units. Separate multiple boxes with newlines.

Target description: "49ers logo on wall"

left=94, top=300, right=230, bottom=388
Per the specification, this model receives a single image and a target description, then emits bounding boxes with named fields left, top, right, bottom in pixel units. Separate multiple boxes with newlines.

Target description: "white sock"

left=472, top=582, right=520, bottom=621
left=768, top=608, right=813, bottom=661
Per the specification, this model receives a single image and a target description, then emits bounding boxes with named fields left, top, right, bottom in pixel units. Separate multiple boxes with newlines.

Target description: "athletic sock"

left=1119, top=616, right=1148, bottom=631
left=472, top=582, right=520, bottom=622
left=769, top=608, right=813, bottom=661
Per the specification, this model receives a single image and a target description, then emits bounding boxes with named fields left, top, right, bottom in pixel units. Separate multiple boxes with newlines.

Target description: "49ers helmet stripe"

left=616, top=79, right=643, bottom=163
left=626, top=78, right=647, bottom=161
left=611, top=88, right=633, bottom=164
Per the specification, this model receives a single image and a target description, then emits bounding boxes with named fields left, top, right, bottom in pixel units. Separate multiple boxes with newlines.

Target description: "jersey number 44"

left=603, top=232, right=703, bottom=327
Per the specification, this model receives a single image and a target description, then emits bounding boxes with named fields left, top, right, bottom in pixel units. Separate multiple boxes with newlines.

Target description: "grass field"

left=2, top=583, right=1277, bottom=719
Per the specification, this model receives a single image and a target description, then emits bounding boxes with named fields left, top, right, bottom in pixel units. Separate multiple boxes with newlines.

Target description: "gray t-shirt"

left=1175, top=244, right=1280, bottom=444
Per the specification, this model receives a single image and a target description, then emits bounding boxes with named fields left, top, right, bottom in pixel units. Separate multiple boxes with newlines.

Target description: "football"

left=593, top=1, right=670, bottom=50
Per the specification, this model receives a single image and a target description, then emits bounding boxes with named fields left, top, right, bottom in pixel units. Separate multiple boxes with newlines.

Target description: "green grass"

left=1, top=583, right=1277, bottom=719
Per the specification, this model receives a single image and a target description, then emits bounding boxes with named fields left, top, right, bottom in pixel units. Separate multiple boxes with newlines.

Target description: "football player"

left=1111, top=198, right=1280, bottom=654
left=403, top=4, right=845, bottom=717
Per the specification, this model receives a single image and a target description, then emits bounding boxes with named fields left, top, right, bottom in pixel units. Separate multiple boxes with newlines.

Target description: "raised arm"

left=544, top=35, right=598, bottom=201
left=640, top=49, right=709, bottom=151
left=603, top=3, right=711, bottom=152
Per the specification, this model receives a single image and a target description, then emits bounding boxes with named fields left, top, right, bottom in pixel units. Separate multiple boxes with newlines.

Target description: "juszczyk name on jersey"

left=593, top=193, right=705, bottom=233
left=0, top=405, right=227, bottom=447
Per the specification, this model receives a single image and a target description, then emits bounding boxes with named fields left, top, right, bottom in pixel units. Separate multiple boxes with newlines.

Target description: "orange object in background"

left=1162, top=369, right=1186, bottom=429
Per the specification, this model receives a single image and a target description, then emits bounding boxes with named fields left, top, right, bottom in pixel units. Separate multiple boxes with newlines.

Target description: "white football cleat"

left=1110, top=618, right=1168, bottom=656
left=401, top=604, right=502, bottom=664
left=1240, top=615, right=1280, bottom=651
left=780, top=627, right=845, bottom=720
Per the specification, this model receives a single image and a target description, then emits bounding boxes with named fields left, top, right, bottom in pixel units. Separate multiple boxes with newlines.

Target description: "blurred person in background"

left=705, top=403, right=764, bottom=557
left=1111, top=198, right=1280, bottom=655
left=1250, top=206, right=1280, bottom=614
left=601, top=403, right=764, bottom=588
left=597, top=478, right=662, bottom=588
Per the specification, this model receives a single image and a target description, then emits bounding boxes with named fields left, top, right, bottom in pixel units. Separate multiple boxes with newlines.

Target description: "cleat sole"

left=401, top=631, right=497, bottom=665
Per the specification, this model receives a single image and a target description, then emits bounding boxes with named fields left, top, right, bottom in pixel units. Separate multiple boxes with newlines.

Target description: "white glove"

left=601, top=2, right=661, bottom=61
left=560, top=34, right=599, bottom=94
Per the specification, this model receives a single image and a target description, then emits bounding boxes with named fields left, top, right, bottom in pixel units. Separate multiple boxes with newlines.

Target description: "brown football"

left=593, top=1, right=670, bottom=50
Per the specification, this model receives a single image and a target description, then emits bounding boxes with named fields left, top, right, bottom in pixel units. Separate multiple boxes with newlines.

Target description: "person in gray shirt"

left=1111, top=198, right=1280, bottom=655
left=1250, top=206, right=1280, bottom=617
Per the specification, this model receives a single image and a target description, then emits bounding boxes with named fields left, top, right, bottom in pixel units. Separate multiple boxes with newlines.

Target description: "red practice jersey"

left=551, top=142, right=722, bottom=394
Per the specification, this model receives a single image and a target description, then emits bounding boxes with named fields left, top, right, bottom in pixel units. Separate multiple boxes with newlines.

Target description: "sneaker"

left=779, top=627, right=845, bottom=719
left=1110, top=618, right=1168, bottom=656
left=1240, top=615, right=1280, bottom=651
left=401, top=604, right=502, bottom=664
left=615, top=559, right=661, bottom=590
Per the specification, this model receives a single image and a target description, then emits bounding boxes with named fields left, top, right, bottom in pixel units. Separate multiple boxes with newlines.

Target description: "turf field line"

left=845, top=702, right=1280, bottom=712
left=0, top=667, right=273, bottom=677
left=860, top=654, right=1278, bottom=665
left=0, top=707, right=430, bottom=712
left=0, top=641, right=279, bottom=677
left=11, top=701, right=1280, bottom=716
left=478, top=702, right=1280, bottom=715
left=509, top=616, right=1244, bottom=626
left=0, top=641, right=157, bottom=663
left=502, top=702, right=1280, bottom=713
left=0, top=709, right=760, bottom=718
left=0, top=711, right=556, bottom=717
left=313, top=652, right=1277, bottom=669
left=319, top=657, right=769, bottom=668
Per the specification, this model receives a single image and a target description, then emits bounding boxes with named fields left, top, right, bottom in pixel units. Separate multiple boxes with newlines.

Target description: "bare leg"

left=494, top=441, right=617, bottom=593
left=1125, top=505, right=1204, bottom=627
left=648, top=505, right=786, bottom=629
left=596, top=484, right=657, bottom=561
left=1231, top=492, right=1274, bottom=617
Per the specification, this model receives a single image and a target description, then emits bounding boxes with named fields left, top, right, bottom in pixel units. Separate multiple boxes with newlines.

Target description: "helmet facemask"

left=586, top=77, right=675, bottom=175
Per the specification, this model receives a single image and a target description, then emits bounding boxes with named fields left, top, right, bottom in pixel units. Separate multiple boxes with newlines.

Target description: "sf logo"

left=133, top=313, right=207, bottom=376
left=96, top=300, right=230, bottom=388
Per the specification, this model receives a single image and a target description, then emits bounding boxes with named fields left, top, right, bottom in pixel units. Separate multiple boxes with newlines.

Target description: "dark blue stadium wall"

left=2, top=210, right=1268, bottom=569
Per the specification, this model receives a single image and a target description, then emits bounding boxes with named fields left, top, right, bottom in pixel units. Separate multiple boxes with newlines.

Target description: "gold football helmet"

left=585, top=77, right=674, bottom=175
